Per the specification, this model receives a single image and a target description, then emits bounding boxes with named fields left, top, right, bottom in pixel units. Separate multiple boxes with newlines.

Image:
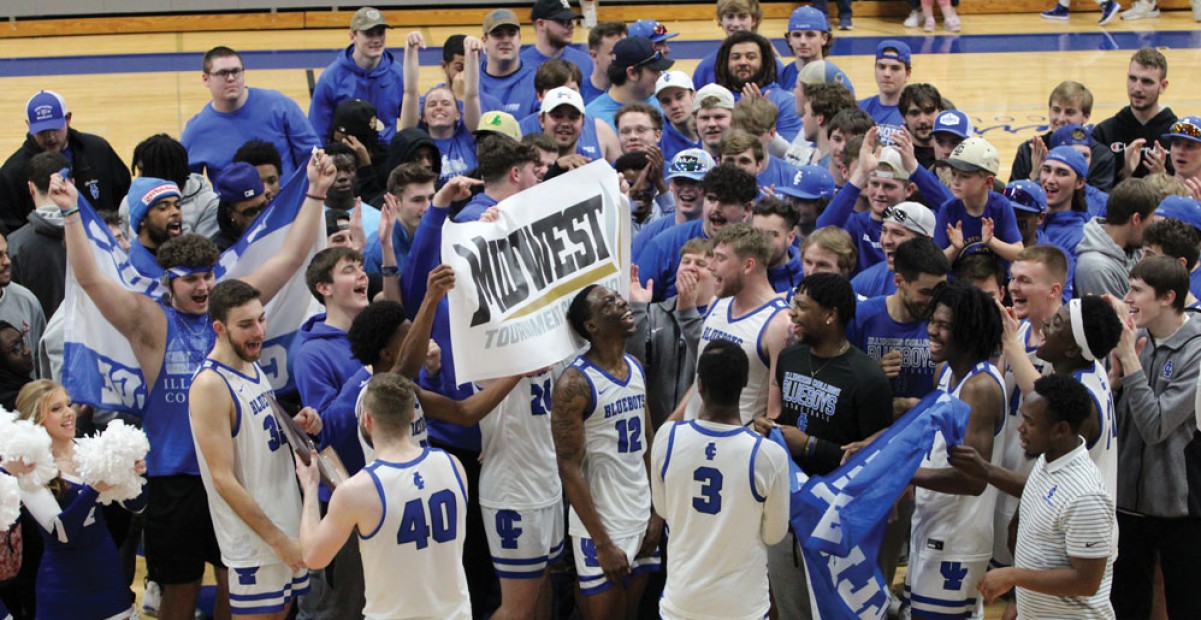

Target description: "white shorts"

left=482, top=503, right=565, bottom=579
left=572, top=532, right=662, bottom=597
left=900, top=547, right=987, bottom=620
left=228, top=562, right=310, bottom=616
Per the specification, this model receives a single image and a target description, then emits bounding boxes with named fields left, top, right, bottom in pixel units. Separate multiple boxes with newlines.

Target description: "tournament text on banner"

left=441, top=161, right=630, bottom=383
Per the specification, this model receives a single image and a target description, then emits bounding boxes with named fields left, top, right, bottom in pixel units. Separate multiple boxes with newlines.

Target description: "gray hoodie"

left=626, top=297, right=703, bottom=428
left=1116, top=315, right=1201, bottom=517
left=1074, top=217, right=1141, bottom=299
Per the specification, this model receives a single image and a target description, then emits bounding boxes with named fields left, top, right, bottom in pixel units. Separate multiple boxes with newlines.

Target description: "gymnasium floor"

left=2, top=8, right=1197, bottom=618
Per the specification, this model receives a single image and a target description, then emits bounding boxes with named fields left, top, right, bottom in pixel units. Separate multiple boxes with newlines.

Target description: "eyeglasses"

left=1002, top=186, right=1043, bottom=211
left=208, top=67, right=244, bottom=80
left=1170, top=121, right=1201, bottom=138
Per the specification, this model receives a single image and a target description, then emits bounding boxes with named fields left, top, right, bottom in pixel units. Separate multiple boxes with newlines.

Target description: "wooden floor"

left=10, top=10, right=1198, bottom=618
left=1, top=12, right=1199, bottom=179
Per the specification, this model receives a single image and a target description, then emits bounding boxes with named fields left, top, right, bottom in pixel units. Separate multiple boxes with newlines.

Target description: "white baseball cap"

left=540, top=86, right=586, bottom=116
left=692, top=84, right=735, bottom=112
left=655, top=70, right=694, bottom=96
left=944, top=136, right=1000, bottom=175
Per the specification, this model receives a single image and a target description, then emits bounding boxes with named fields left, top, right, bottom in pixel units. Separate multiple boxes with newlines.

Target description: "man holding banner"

left=904, top=281, right=1006, bottom=620
left=50, top=149, right=334, bottom=620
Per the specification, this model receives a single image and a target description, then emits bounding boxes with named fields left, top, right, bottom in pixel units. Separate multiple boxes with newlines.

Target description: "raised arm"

left=461, top=36, right=482, bottom=133
left=190, top=370, right=303, bottom=571
left=399, top=31, right=424, bottom=131
left=394, top=265, right=453, bottom=379
left=52, top=174, right=164, bottom=352
left=416, top=376, right=523, bottom=427
left=243, top=149, right=337, bottom=304
left=553, top=367, right=629, bottom=584
left=377, top=196, right=402, bottom=303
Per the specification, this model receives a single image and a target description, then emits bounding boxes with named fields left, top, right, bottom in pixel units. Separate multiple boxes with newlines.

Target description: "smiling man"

left=859, top=41, right=912, bottom=127
left=1091, top=48, right=1177, bottom=186
left=309, top=7, right=404, bottom=144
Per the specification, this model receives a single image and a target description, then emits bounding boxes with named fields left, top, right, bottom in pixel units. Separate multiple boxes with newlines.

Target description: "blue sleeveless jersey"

left=576, top=117, right=603, bottom=161
left=145, top=301, right=215, bottom=477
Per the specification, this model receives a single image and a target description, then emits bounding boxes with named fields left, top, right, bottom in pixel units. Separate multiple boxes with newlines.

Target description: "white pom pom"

left=73, top=420, right=149, bottom=505
left=0, top=474, right=19, bottom=530
left=0, top=419, right=58, bottom=491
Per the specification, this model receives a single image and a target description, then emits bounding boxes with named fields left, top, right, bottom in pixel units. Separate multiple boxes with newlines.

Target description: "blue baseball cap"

left=1155, top=195, right=1201, bottom=233
left=776, top=165, right=835, bottom=201
left=1164, top=116, right=1201, bottom=144
left=788, top=6, right=829, bottom=33
left=1049, top=124, right=1092, bottom=149
left=26, top=90, right=68, bottom=134
left=931, top=110, right=972, bottom=139
left=1045, top=145, right=1088, bottom=179
left=666, top=149, right=715, bottom=182
left=215, top=162, right=266, bottom=203
left=628, top=19, right=679, bottom=43
left=128, top=177, right=182, bottom=233
left=875, top=40, right=912, bottom=66
left=1003, top=180, right=1047, bottom=214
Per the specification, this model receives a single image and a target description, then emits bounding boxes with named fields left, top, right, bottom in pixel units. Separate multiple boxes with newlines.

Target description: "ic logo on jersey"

left=413, top=472, right=425, bottom=490
left=1163, top=360, right=1174, bottom=379
left=704, top=442, right=716, bottom=460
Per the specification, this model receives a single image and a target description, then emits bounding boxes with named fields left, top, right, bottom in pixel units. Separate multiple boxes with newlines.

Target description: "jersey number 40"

left=397, top=490, right=458, bottom=549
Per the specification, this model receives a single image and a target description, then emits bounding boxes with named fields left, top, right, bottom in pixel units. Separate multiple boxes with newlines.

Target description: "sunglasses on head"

left=672, top=156, right=706, bottom=173
left=1002, top=186, right=1042, bottom=211
left=881, top=205, right=911, bottom=224
left=1171, top=121, right=1201, bottom=139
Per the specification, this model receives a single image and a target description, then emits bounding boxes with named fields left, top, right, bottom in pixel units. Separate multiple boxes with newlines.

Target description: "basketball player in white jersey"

left=190, top=279, right=323, bottom=619
left=903, top=280, right=1006, bottom=620
left=652, top=340, right=790, bottom=620
left=679, top=223, right=791, bottom=424
left=296, top=372, right=472, bottom=620
left=554, top=284, right=660, bottom=620
left=952, top=294, right=1123, bottom=495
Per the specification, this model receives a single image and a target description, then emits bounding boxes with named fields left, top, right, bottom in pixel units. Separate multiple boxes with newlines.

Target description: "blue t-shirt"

left=432, top=122, right=477, bottom=184
left=363, top=219, right=416, bottom=274
left=576, top=117, right=605, bottom=161
left=858, top=95, right=904, bottom=126
left=479, top=62, right=539, bottom=116
left=519, top=112, right=543, bottom=138
left=182, top=87, right=321, bottom=182
left=847, top=295, right=935, bottom=399
left=933, top=191, right=1022, bottom=256
left=580, top=76, right=606, bottom=104
left=455, top=192, right=500, bottom=223
left=851, top=261, right=896, bottom=299
left=635, top=219, right=707, bottom=301
left=585, top=92, right=664, bottom=133
left=845, top=212, right=885, bottom=274
left=758, top=156, right=801, bottom=193
left=519, top=44, right=595, bottom=88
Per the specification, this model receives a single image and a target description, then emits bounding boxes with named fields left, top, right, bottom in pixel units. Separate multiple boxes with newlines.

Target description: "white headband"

left=1068, top=299, right=1095, bottom=362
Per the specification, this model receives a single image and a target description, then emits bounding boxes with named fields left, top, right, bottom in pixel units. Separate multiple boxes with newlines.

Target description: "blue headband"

left=166, top=265, right=213, bottom=279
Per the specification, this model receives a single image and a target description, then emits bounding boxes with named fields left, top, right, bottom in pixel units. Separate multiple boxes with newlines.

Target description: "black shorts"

left=143, top=475, right=224, bottom=584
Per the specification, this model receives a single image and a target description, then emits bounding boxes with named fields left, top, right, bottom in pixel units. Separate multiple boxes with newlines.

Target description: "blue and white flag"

left=770, top=391, right=970, bottom=620
left=62, top=168, right=324, bottom=414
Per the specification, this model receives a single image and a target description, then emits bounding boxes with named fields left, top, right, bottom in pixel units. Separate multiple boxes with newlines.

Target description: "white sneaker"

left=1121, top=0, right=1160, bottom=19
left=1192, top=0, right=1200, bottom=21
left=142, top=580, right=161, bottom=618
left=903, top=9, right=922, bottom=27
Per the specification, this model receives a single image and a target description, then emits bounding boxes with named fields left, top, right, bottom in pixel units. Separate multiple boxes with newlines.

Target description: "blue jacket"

left=635, top=219, right=707, bottom=301
left=292, top=315, right=363, bottom=414
left=309, top=45, right=405, bottom=144
left=768, top=246, right=803, bottom=296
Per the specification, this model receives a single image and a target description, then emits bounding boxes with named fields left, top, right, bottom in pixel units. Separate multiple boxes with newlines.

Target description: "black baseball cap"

left=612, top=37, right=674, bottom=72
left=532, top=0, right=582, bottom=21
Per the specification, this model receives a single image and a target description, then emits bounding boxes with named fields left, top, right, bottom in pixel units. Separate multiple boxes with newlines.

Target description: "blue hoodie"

left=309, top=45, right=405, bottom=144
left=292, top=314, right=363, bottom=414
left=768, top=245, right=803, bottom=297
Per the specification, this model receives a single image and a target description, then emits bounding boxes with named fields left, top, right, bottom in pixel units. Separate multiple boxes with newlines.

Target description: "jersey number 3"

left=397, top=489, right=458, bottom=549
left=692, top=466, right=723, bottom=514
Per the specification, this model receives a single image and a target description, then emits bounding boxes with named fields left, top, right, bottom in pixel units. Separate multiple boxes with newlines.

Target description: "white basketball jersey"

left=478, top=369, right=562, bottom=510
left=567, top=354, right=652, bottom=539
left=355, top=375, right=428, bottom=463
left=1077, top=363, right=1117, bottom=499
left=912, top=361, right=1005, bottom=558
left=652, top=420, right=790, bottom=620
left=685, top=296, right=788, bottom=424
left=994, top=322, right=1048, bottom=564
left=193, top=359, right=302, bottom=567
left=359, top=448, right=470, bottom=620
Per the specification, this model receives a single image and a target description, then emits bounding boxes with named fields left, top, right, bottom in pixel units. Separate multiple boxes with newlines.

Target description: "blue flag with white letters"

left=61, top=167, right=323, bottom=414
left=769, top=391, right=970, bottom=619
